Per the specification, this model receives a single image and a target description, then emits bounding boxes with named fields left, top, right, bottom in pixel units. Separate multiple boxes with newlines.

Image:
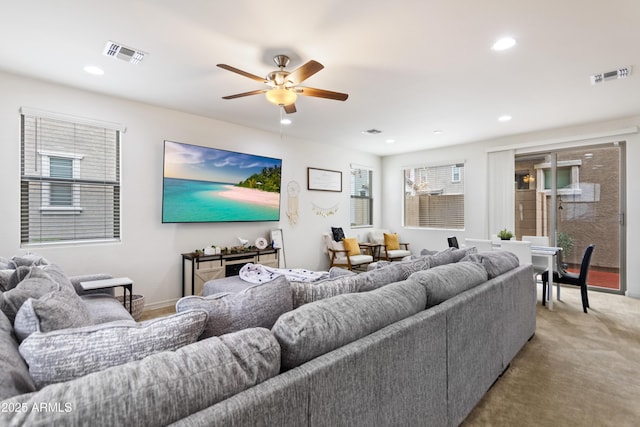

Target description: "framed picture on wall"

left=307, top=167, right=342, bottom=192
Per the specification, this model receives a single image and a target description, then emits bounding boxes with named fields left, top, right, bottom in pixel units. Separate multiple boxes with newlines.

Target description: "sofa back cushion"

left=409, top=261, right=488, bottom=307
left=461, top=250, right=520, bottom=279
left=3, top=328, right=280, bottom=426
left=290, top=275, right=362, bottom=309
left=176, top=275, right=292, bottom=338
left=273, top=279, right=427, bottom=369
left=0, top=268, right=62, bottom=324
left=0, top=310, right=35, bottom=400
left=19, top=309, right=208, bottom=388
left=14, top=289, right=94, bottom=342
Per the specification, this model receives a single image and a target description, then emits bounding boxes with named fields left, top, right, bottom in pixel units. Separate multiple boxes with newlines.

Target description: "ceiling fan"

left=217, top=55, right=348, bottom=114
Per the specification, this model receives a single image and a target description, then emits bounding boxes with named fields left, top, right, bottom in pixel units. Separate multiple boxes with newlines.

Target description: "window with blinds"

left=20, top=110, right=121, bottom=245
left=404, top=163, right=464, bottom=229
left=350, top=166, right=372, bottom=227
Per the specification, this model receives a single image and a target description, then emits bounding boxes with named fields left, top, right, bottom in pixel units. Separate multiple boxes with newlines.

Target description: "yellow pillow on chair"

left=342, top=238, right=361, bottom=256
left=383, top=233, right=400, bottom=251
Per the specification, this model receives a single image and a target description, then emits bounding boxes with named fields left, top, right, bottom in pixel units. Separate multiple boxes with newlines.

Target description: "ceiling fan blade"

left=296, top=86, right=349, bottom=101
left=287, top=60, right=324, bottom=84
left=217, top=64, right=267, bottom=83
left=222, top=89, right=267, bottom=100
left=283, top=103, right=297, bottom=114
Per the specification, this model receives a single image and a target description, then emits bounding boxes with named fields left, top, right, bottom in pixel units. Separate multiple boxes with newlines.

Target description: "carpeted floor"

left=463, top=285, right=640, bottom=426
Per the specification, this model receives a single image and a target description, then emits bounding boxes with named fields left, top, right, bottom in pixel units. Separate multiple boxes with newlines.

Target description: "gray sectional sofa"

left=0, top=248, right=535, bottom=427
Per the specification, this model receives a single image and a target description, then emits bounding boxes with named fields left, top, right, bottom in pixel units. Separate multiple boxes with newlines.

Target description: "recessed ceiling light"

left=84, top=65, right=104, bottom=75
left=433, top=130, right=444, bottom=135
left=385, top=139, right=395, bottom=144
left=498, top=115, right=512, bottom=122
left=280, top=118, right=292, bottom=125
left=361, top=129, right=382, bottom=135
left=492, top=37, right=516, bottom=51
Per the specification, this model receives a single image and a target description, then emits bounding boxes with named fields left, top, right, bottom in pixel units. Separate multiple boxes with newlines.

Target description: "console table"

left=79, top=277, right=133, bottom=314
left=181, top=248, right=278, bottom=296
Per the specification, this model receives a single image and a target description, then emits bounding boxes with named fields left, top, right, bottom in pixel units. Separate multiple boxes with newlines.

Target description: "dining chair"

left=500, top=240, right=532, bottom=266
left=522, top=235, right=551, bottom=280
left=522, top=235, right=550, bottom=247
left=447, top=236, right=459, bottom=249
left=464, top=238, right=493, bottom=253
left=541, top=244, right=595, bottom=313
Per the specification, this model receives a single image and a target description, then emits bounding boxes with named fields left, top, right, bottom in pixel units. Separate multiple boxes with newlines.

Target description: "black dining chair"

left=542, top=244, right=595, bottom=313
left=447, top=236, right=459, bottom=249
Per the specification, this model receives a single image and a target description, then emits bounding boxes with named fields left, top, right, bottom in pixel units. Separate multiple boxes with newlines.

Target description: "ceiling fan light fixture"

left=265, top=88, right=297, bottom=106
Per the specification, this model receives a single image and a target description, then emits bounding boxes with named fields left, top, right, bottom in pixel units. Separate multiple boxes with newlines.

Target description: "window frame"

left=403, top=162, right=465, bottom=230
left=20, top=107, right=123, bottom=246
left=350, top=166, right=373, bottom=228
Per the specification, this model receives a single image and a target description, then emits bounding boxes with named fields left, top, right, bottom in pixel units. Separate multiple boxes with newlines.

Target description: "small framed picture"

left=307, top=167, right=342, bottom=192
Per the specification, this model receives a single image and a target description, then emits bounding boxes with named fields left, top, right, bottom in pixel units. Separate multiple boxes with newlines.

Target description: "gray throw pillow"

left=19, top=309, right=208, bottom=388
left=409, top=261, right=488, bottom=307
left=0, top=310, right=36, bottom=400
left=0, top=270, right=61, bottom=324
left=461, top=250, right=519, bottom=279
left=176, top=275, right=292, bottom=339
left=273, top=279, right=427, bottom=369
left=14, top=290, right=94, bottom=342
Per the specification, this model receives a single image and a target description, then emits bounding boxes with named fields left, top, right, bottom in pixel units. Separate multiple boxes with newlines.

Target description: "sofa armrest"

left=68, top=274, right=114, bottom=296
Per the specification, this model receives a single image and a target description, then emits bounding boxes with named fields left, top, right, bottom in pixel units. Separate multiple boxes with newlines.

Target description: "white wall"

left=0, top=71, right=381, bottom=308
left=382, top=116, right=640, bottom=298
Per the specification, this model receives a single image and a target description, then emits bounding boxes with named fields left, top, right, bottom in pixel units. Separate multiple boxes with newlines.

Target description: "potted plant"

left=557, top=231, right=574, bottom=261
left=497, top=229, right=514, bottom=240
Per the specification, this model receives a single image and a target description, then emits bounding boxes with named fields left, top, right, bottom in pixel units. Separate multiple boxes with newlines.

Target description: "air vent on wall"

left=590, top=66, right=632, bottom=85
left=103, top=41, right=146, bottom=64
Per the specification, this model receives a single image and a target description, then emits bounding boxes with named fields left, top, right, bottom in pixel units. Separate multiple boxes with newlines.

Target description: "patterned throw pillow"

left=383, top=233, right=400, bottom=250
left=176, top=276, right=292, bottom=338
left=331, top=227, right=345, bottom=242
left=18, top=309, right=208, bottom=388
left=0, top=269, right=61, bottom=324
left=342, top=237, right=361, bottom=256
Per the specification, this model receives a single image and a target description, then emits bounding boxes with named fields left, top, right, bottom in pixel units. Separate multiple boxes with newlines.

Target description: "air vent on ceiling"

left=103, top=41, right=146, bottom=64
left=362, top=129, right=383, bottom=135
left=590, top=66, right=631, bottom=85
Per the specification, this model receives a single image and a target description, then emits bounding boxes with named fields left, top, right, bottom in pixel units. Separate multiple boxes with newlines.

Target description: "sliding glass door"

left=514, top=142, right=624, bottom=293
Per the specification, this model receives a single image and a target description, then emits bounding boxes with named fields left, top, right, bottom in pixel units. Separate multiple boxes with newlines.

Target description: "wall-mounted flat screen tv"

left=162, top=140, right=282, bottom=223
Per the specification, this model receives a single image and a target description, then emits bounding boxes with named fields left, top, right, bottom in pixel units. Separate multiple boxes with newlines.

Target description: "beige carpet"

left=463, top=286, right=640, bottom=427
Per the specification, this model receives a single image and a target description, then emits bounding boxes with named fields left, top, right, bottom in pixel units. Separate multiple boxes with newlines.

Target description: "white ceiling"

left=1, top=0, right=639, bottom=156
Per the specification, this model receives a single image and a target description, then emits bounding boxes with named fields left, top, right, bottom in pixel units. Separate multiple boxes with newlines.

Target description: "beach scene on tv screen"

left=162, top=141, right=281, bottom=223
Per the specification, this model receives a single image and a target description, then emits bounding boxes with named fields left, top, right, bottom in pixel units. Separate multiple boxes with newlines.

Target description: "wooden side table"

left=359, top=242, right=382, bottom=261
left=79, top=277, right=133, bottom=314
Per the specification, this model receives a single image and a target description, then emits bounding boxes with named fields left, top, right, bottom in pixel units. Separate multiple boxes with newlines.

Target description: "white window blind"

left=404, top=163, right=465, bottom=229
left=350, top=166, right=372, bottom=227
left=20, top=111, right=121, bottom=245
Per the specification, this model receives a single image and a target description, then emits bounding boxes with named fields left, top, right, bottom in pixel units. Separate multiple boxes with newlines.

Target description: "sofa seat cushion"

left=2, top=328, right=280, bottom=426
left=80, top=294, right=135, bottom=324
left=273, top=279, right=427, bottom=369
left=409, top=261, right=488, bottom=307
left=331, top=253, right=373, bottom=265
left=14, top=289, right=94, bottom=342
left=176, top=276, right=292, bottom=339
left=18, top=309, right=208, bottom=388
left=461, top=250, right=520, bottom=279
left=0, top=311, right=35, bottom=400
left=385, top=249, right=411, bottom=259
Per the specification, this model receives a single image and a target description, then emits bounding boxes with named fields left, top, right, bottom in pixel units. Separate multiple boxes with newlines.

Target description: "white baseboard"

left=142, top=298, right=178, bottom=312
left=625, top=290, right=640, bottom=299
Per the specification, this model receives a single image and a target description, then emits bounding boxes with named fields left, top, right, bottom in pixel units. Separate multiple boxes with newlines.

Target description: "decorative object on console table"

left=181, top=248, right=279, bottom=297
left=271, top=228, right=285, bottom=268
